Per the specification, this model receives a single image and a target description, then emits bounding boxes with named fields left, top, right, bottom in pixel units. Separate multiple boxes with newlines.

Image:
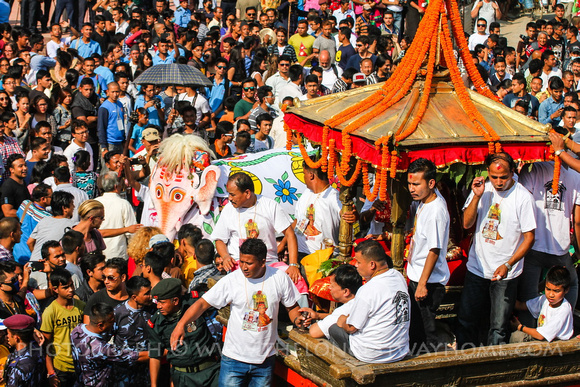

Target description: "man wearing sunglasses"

left=83, top=258, right=130, bottom=324
left=0, top=260, right=26, bottom=320
left=468, top=18, right=489, bottom=51
left=234, top=78, right=258, bottom=120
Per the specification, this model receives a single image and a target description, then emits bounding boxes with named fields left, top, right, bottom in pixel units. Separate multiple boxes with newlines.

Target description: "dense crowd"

left=0, top=0, right=575, bottom=386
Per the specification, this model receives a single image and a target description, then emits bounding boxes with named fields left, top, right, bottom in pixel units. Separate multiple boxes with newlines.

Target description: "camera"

left=153, top=98, right=161, bottom=109
left=519, top=34, right=530, bottom=45
left=129, top=110, right=140, bottom=124
left=130, top=158, right=141, bottom=165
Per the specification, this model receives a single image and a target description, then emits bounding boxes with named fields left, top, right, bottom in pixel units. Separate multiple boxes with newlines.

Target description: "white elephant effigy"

left=143, top=134, right=310, bottom=240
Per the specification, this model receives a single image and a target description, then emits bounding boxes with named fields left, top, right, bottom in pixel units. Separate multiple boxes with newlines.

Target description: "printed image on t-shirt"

left=299, top=42, right=306, bottom=57
left=393, top=291, right=409, bottom=324
left=482, top=203, right=502, bottom=240
left=305, top=204, right=321, bottom=237
left=242, top=290, right=272, bottom=332
left=245, top=219, right=259, bottom=239
left=544, top=180, right=565, bottom=211
left=538, top=313, right=545, bottom=327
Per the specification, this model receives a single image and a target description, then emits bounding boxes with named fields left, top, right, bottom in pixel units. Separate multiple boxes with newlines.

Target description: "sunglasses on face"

left=279, top=63, right=290, bottom=67
left=243, top=87, right=255, bottom=91
left=217, top=65, right=227, bottom=69
left=477, top=24, right=486, bottom=27
left=104, top=275, right=118, bottom=282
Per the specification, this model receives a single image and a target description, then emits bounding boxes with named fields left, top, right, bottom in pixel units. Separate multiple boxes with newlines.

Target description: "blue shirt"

left=206, top=77, right=227, bottom=117
left=30, top=53, right=56, bottom=71
left=538, top=96, right=564, bottom=125
left=70, top=39, right=102, bottom=58
left=174, top=6, right=192, bottom=28
left=152, top=52, right=175, bottom=65
left=0, top=0, right=9, bottom=24
left=94, top=66, right=115, bottom=86
left=97, top=99, right=126, bottom=146
left=130, top=124, right=146, bottom=156
left=134, top=95, right=165, bottom=127
left=77, top=74, right=108, bottom=98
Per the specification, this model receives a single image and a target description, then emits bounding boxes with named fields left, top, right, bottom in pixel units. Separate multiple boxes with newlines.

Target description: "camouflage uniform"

left=112, top=301, right=155, bottom=386
left=147, top=296, right=220, bottom=387
left=3, top=343, right=44, bottom=386
left=70, top=323, right=140, bottom=387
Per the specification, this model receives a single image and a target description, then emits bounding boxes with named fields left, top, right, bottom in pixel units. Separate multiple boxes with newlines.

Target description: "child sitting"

left=510, top=266, right=573, bottom=343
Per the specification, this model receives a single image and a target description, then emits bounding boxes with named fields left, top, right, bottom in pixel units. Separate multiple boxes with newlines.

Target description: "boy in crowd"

left=41, top=268, right=85, bottom=387
left=510, top=266, right=573, bottom=343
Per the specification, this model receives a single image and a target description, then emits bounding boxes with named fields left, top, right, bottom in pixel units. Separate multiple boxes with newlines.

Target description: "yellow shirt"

left=181, top=256, right=199, bottom=287
left=288, top=33, right=316, bottom=66
left=0, top=344, right=9, bottom=387
left=40, top=298, right=85, bottom=372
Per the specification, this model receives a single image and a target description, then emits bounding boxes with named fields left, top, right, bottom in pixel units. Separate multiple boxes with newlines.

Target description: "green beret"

left=151, top=278, right=182, bottom=300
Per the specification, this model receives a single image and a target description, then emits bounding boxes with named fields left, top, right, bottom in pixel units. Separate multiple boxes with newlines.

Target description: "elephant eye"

left=155, top=185, right=163, bottom=199
left=170, top=188, right=185, bottom=202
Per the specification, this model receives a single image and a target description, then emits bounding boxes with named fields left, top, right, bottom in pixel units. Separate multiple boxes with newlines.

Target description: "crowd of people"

left=0, top=0, right=573, bottom=385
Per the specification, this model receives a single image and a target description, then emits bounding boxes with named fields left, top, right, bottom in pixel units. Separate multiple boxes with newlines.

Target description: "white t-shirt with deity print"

left=202, top=266, right=301, bottom=364
left=211, top=195, right=293, bottom=264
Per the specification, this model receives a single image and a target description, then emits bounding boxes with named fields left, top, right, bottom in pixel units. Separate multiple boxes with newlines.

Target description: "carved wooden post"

left=390, top=175, right=410, bottom=271
left=338, top=184, right=355, bottom=259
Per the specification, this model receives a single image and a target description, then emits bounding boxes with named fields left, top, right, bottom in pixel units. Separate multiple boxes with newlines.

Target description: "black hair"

left=239, top=238, right=267, bottom=261
left=195, top=239, right=215, bottom=265
left=73, top=150, right=91, bottom=171
left=41, top=240, right=61, bottom=260
left=104, top=151, right=122, bottom=165
left=61, top=229, right=85, bottom=255
left=104, top=257, right=128, bottom=277
left=228, top=171, right=254, bottom=193
left=549, top=76, right=565, bottom=90
left=49, top=267, right=72, bottom=288
left=30, top=137, right=48, bottom=151
left=126, top=276, right=151, bottom=297
left=407, top=158, right=436, bottom=183
left=529, top=59, right=543, bottom=75
left=31, top=182, right=51, bottom=202
left=0, top=260, right=17, bottom=283
left=54, top=166, right=71, bottom=183
left=545, top=265, right=571, bottom=290
left=303, top=154, right=328, bottom=181
left=6, top=153, right=24, bottom=170
left=485, top=151, right=516, bottom=172
left=144, top=251, right=166, bottom=277
left=256, top=113, right=273, bottom=127
left=90, top=302, right=114, bottom=323
left=304, top=74, right=319, bottom=85
left=353, top=239, right=393, bottom=267
left=332, top=264, right=363, bottom=295
left=80, top=252, right=106, bottom=281
left=150, top=241, right=176, bottom=267
left=257, top=85, right=273, bottom=102
left=51, top=190, right=74, bottom=217
left=288, top=64, right=303, bottom=82
left=216, top=121, right=234, bottom=139
left=30, top=161, right=51, bottom=185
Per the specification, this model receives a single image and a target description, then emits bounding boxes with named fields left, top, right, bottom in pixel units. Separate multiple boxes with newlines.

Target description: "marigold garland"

left=553, top=155, right=561, bottom=195
left=335, top=158, right=363, bottom=186
left=362, top=162, right=379, bottom=202
left=297, top=133, right=323, bottom=168
left=445, top=0, right=497, bottom=101
left=379, top=146, right=391, bottom=201
left=321, top=126, right=330, bottom=173
left=390, top=150, right=398, bottom=179
left=328, top=139, right=336, bottom=178
left=285, top=123, right=292, bottom=150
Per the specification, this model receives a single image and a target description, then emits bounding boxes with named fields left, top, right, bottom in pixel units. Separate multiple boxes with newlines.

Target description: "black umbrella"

left=134, top=63, right=212, bottom=87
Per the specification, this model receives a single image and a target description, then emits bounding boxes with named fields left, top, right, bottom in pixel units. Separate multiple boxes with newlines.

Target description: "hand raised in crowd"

left=222, top=255, right=236, bottom=272
left=125, top=224, right=143, bottom=233
left=470, top=176, right=485, bottom=197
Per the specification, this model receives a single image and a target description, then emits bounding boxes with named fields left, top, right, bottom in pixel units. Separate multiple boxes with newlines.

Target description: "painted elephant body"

left=146, top=146, right=309, bottom=239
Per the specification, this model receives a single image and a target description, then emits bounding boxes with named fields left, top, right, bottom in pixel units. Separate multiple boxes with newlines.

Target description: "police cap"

left=151, top=278, right=182, bottom=300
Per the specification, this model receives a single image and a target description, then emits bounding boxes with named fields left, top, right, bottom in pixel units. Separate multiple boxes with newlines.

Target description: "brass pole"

left=389, top=175, right=410, bottom=271
left=337, top=156, right=358, bottom=259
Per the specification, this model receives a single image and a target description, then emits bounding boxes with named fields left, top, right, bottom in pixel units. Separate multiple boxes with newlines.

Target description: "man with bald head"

left=456, top=152, right=536, bottom=349
left=98, top=82, right=126, bottom=157
left=319, top=50, right=343, bottom=90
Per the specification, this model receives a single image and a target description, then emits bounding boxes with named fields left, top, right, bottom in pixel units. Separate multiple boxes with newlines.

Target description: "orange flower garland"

left=553, top=155, right=561, bottom=195
left=362, top=162, right=379, bottom=202
left=445, top=0, right=497, bottom=101
left=297, top=133, right=323, bottom=168
left=285, top=122, right=292, bottom=150
left=390, top=150, right=399, bottom=179
left=328, top=139, right=336, bottom=178
left=335, top=158, right=363, bottom=186
left=321, top=126, right=329, bottom=173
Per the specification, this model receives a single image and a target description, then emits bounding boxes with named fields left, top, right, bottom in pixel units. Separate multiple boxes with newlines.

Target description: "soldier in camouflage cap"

left=147, top=278, right=220, bottom=387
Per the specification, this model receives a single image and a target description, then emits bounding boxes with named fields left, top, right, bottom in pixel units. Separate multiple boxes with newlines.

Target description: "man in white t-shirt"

left=329, top=239, right=410, bottom=363
left=518, top=161, right=580, bottom=326
left=406, top=158, right=450, bottom=353
left=468, top=18, right=489, bottom=51
left=292, top=159, right=342, bottom=257
left=170, top=239, right=302, bottom=386
left=173, top=87, right=211, bottom=129
left=457, top=152, right=536, bottom=348
left=211, top=172, right=302, bottom=283
left=301, top=264, right=362, bottom=339
left=64, top=120, right=94, bottom=173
